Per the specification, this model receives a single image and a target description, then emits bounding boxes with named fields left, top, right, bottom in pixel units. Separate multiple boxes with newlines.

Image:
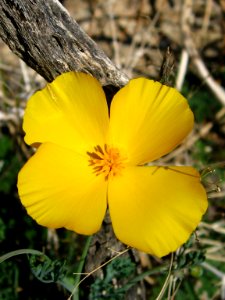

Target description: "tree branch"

left=0, top=0, right=129, bottom=86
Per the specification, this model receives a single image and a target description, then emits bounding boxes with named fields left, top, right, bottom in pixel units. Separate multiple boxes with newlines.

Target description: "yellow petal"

left=17, top=143, right=107, bottom=234
left=23, top=72, right=109, bottom=152
left=108, top=166, right=207, bottom=257
left=109, top=78, right=194, bottom=165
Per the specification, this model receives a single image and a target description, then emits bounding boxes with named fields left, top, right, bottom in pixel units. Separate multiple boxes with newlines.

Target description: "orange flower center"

left=87, top=145, right=125, bottom=180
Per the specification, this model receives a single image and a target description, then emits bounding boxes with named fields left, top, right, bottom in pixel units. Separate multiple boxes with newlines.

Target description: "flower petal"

left=23, top=72, right=109, bottom=152
left=17, top=143, right=107, bottom=234
left=108, top=166, right=207, bottom=257
left=109, top=78, right=194, bottom=165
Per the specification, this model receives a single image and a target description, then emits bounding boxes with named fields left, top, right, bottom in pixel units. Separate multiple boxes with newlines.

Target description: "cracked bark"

left=0, top=0, right=129, bottom=86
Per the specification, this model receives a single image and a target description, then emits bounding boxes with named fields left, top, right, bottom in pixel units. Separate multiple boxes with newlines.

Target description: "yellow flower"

left=17, top=72, right=208, bottom=257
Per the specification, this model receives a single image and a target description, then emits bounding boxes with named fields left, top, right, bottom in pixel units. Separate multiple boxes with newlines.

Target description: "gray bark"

left=0, top=0, right=129, bottom=86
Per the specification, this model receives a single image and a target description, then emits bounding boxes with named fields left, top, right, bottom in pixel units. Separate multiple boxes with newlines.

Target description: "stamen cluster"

left=87, top=144, right=125, bottom=180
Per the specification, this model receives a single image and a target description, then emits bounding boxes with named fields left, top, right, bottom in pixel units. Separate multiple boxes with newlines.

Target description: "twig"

left=67, top=247, right=129, bottom=300
left=156, top=253, right=174, bottom=300
left=201, top=261, right=225, bottom=299
left=181, top=0, right=225, bottom=105
left=159, top=122, right=213, bottom=163
left=0, top=110, right=23, bottom=123
left=201, top=0, right=213, bottom=39
left=200, top=221, right=225, bottom=235
left=104, top=0, right=121, bottom=68
left=19, top=60, right=31, bottom=93
left=124, top=7, right=160, bottom=77
left=176, top=49, right=189, bottom=91
left=201, top=261, right=225, bottom=279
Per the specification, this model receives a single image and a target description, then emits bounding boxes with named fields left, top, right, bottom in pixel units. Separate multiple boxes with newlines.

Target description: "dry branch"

left=0, top=0, right=129, bottom=86
left=181, top=0, right=225, bottom=106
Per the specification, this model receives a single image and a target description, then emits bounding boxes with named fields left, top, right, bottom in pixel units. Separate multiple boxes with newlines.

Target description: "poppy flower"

left=17, top=72, right=207, bottom=257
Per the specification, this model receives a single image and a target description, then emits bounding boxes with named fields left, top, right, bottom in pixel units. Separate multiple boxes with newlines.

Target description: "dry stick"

left=0, top=0, right=129, bottom=86
left=159, top=122, right=213, bottom=163
left=0, top=110, right=22, bottom=123
left=156, top=253, right=174, bottom=300
left=206, top=254, right=225, bottom=263
left=216, top=107, right=225, bottom=120
left=124, top=0, right=145, bottom=72
left=199, top=238, right=224, bottom=248
left=201, top=0, right=213, bottom=38
left=67, top=248, right=130, bottom=300
left=208, top=190, right=225, bottom=198
left=202, top=262, right=225, bottom=279
left=201, top=262, right=225, bottom=299
left=19, top=60, right=31, bottom=93
left=124, top=11, right=160, bottom=77
left=105, top=0, right=121, bottom=68
left=181, top=0, right=225, bottom=106
left=200, top=221, right=225, bottom=235
left=175, top=49, right=189, bottom=91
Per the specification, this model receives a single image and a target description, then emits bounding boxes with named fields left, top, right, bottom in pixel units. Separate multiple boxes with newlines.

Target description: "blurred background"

left=0, top=0, right=225, bottom=299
